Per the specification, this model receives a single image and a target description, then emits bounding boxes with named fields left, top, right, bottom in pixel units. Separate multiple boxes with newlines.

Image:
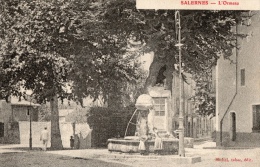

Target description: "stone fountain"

left=107, top=94, right=179, bottom=154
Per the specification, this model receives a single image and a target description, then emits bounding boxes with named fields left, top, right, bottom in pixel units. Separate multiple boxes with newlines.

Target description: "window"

left=154, top=98, right=166, bottom=116
left=241, top=69, right=245, bottom=86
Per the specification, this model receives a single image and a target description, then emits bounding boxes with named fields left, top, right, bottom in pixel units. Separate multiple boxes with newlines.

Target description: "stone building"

left=0, top=97, right=39, bottom=144
left=143, top=71, right=215, bottom=140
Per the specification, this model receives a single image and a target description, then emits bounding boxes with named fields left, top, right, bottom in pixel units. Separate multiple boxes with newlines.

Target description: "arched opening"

left=230, top=112, right=236, bottom=141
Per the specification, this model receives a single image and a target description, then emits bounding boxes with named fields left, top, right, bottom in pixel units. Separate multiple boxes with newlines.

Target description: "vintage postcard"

left=0, top=0, right=260, bottom=167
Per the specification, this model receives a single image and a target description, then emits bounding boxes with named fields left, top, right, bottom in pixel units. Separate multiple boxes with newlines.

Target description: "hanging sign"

left=136, top=0, right=260, bottom=10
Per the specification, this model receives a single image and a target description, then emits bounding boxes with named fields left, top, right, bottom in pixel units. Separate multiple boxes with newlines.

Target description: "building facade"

left=172, top=72, right=215, bottom=139
left=216, top=11, right=260, bottom=147
left=145, top=71, right=215, bottom=139
left=0, top=97, right=39, bottom=144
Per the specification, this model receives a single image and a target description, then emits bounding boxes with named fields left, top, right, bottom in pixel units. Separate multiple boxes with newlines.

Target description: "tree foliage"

left=191, top=69, right=216, bottom=117
left=0, top=0, right=142, bottom=104
left=101, top=0, right=245, bottom=74
left=0, top=0, right=143, bottom=149
left=97, top=0, right=249, bottom=115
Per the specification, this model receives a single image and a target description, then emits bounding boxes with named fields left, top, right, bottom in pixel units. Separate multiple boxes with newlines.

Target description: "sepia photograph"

left=0, top=0, right=260, bottom=166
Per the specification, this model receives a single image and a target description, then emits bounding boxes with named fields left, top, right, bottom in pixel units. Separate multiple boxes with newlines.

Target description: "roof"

left=11, top=97, right=41, bottom=107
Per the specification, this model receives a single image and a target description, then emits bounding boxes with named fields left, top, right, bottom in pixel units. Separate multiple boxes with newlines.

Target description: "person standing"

left=138, top=135, right=147, bottom=155
left=40, top=127, right=49, bottom=151
left=153, top=127, right=163, bottom=155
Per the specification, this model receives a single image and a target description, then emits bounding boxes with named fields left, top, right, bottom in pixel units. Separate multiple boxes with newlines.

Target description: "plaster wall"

left=216, top=11, right=260, bottom=146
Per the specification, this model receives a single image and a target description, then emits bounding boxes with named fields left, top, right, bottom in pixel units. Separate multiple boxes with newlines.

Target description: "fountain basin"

left=108, top=137, right=179, bottom=154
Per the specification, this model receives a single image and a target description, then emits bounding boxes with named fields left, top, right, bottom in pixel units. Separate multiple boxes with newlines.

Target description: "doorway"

left=230, top=112, right=236, bottom=141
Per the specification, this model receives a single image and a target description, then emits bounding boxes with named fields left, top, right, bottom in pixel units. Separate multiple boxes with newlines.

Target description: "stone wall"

left=19, top=121, right=91, bottom=148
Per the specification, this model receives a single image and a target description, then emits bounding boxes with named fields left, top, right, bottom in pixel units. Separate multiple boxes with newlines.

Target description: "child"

left=138, top=135, right=147, bottom=155
left=153, top=127, right=163, bottom=155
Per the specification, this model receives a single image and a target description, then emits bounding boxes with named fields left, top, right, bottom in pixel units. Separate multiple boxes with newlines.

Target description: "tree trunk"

left=164, top=54, right=175, bottom=90
left=144, top=54, right=164, bottom=93
left=50, top=94, right=63, bottom=150
left=144, top=53, right=175, bottom=92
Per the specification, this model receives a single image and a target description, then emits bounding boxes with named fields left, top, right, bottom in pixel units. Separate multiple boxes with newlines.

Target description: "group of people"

left=40, top=126, right=163, bottom=154
left=40, top=127, right=78, bottom=151
left=40, top=127, right=81, bottom=151
left=138, top=127, right=163, bottom=155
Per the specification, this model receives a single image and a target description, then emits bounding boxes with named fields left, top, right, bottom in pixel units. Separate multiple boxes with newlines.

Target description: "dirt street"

left=0, top=151, right=129, bottom=167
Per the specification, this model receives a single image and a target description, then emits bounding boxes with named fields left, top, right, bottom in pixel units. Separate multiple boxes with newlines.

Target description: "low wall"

left=19, top=121, right=91, bottom=148
left=216, top=131, right=260, bottom=147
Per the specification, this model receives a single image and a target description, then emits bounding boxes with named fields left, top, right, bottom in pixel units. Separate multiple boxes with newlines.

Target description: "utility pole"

left=175, top=10, right=185, bottom=157
left=28, top=105, right=32, bottom=150
left=29, top=107, right=32, bottom=150
left=27, top=92, right=34, bottom=150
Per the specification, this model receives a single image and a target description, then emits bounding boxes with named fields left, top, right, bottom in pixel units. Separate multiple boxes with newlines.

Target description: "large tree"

left=0, top=0, right=77, bottom=149
left=97, top=0, right=248, bottom=116
left=0, top=0, right=141, bottom=149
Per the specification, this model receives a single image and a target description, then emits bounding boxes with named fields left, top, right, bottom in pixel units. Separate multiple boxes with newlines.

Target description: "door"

left=230, top=112, right=236, bottom=141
